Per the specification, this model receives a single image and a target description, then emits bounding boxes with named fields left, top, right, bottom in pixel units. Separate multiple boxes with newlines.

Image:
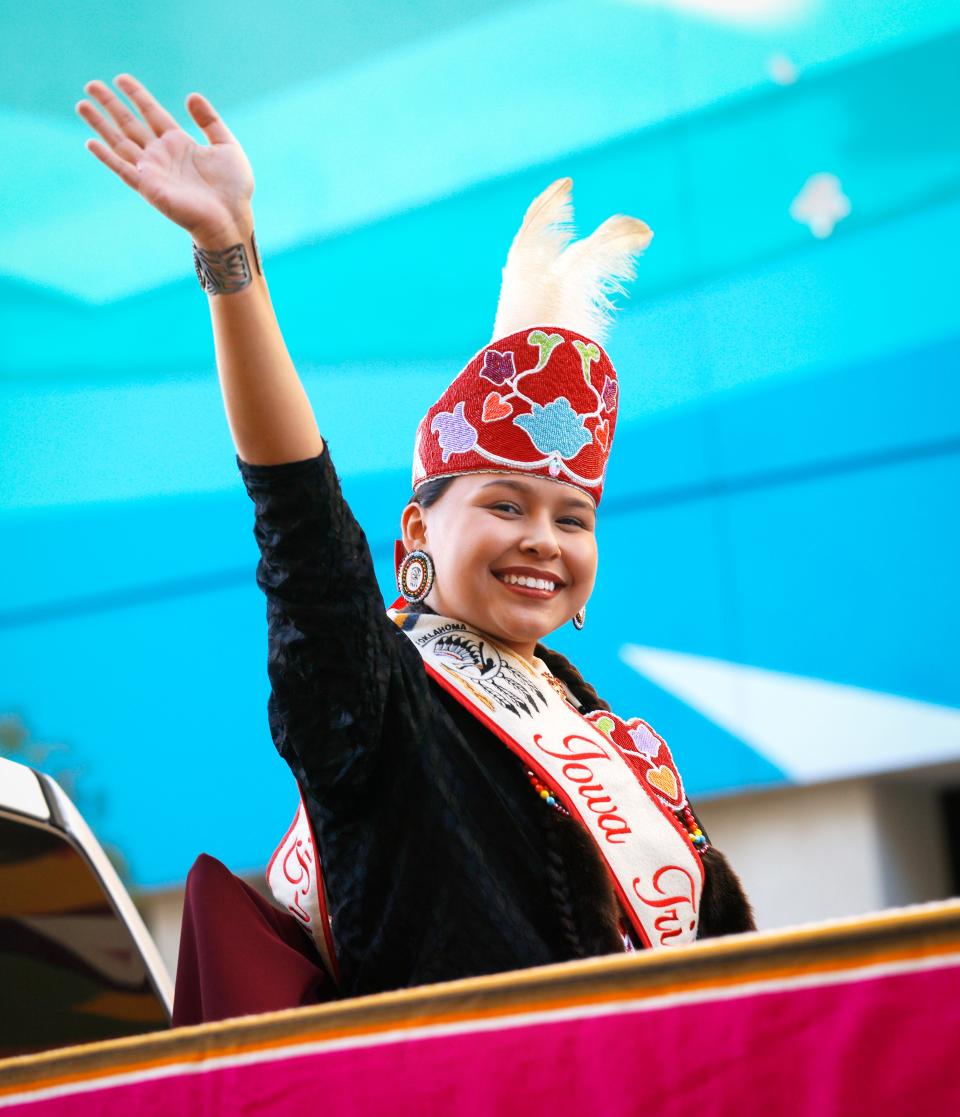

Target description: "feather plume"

left=492, top=177, right=575, bottom=341
left=491, top=178, right=652, bottom=345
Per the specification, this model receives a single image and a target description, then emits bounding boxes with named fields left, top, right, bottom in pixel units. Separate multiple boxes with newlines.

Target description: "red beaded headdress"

left=413, top=178, right=652, bottom=508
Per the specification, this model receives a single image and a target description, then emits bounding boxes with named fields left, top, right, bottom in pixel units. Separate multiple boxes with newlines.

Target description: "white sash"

left=268, top=608, right=704, bottom=979
left=266, top=799, right=339, bottom=982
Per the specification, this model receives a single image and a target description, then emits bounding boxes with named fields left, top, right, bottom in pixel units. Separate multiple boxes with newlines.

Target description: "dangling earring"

left=573, top=604, right=587, bottom=630
left=397, top=549, right=435, bottom=604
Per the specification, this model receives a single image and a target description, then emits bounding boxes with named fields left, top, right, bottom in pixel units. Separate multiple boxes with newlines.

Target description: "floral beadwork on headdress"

left=415, top=325, right=618, bottom=505
left=430, top=401, right=478, bottom=463
left=514, top=398, right=592, bottom=459
left=480, top=350, right=517, bottom=386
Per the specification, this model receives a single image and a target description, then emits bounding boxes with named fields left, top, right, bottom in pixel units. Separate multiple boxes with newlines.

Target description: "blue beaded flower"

left=513, top=397, right=591, bottom=460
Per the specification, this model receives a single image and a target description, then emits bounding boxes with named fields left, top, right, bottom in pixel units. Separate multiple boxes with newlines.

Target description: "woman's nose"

left=520, top=518, right=561, bottom=557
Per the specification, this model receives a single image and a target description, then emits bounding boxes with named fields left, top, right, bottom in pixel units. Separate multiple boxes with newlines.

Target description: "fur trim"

left=697, top=845, right=758, bottom=937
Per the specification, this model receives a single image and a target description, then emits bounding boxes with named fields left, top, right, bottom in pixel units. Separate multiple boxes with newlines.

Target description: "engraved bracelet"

left=192, top=230, right=263, bottom=294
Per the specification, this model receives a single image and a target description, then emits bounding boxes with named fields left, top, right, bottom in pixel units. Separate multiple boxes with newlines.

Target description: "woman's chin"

left=481, top=606, right=560, bottom=648
left=440, top=593, right=566, bottom=649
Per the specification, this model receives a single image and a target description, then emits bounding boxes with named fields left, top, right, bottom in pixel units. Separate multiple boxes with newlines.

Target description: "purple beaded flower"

left=513, top=397, right=591, bottom=460
left=601, top=375, right=618, bottom=413
left=627, top=722, right=661, bottom=759
left=430, top=401, right=479, bottom=462
left=479, top=349, right=517, bottom=387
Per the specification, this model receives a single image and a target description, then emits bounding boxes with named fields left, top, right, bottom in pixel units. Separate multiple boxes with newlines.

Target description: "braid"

left=535, top=643, right=611, bottom=713
left=539, top=810, right=586, bottom=958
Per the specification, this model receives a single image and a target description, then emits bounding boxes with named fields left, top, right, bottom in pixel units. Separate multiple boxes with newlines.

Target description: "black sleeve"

left=237, top=444, right=425, bottom=799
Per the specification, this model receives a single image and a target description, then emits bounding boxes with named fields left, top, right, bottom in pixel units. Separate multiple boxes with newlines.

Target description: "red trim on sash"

left=267, top=792, right=341, bottom=985
left=296, top=783, right=341, bottom=986
left=265, top=810, right=300, bottom=880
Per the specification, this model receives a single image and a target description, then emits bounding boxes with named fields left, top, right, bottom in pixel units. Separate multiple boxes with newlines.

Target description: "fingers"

left=83, top=137, right=141, bottom=191
left=114, top=73, right=180, bottom=137
left=185, top=92, right=236, bottom=146
left=82, top=78, right=154, bottom=148
left=75, top=98, right=142, bottom=165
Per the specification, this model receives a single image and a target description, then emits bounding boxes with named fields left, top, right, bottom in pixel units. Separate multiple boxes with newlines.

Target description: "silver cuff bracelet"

left=192, top=230, right=262, bottom=294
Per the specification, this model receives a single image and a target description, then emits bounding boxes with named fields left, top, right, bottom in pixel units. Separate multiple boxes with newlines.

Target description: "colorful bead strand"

left=526, top=769, right=570, bottom=816
left=680, top=805, right=710, bottom=852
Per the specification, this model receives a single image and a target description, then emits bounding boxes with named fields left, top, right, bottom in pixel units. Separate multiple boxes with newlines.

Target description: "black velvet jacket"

left=238, top=445, right=755, bottom=999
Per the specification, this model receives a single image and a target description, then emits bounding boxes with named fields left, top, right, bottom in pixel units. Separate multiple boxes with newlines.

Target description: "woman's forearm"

left=196, top=214, right=324, bottom=466
left=76, top=74, right=319, bottom=465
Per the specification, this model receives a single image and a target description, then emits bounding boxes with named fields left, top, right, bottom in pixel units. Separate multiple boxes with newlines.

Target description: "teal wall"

left=2, top=0, right=958, bottom=886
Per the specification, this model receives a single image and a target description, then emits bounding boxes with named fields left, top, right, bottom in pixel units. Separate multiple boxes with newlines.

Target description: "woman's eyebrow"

left=478, top=478, right=529, bottom=495
left=478, top=478, right=595, bottom=513
left=479, top=478, right=527, bottom=494
left=561, top=498, right=597, bottom=515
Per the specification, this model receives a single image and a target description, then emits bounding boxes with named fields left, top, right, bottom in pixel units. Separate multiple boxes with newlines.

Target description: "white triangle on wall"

left=620, top=644, right=960, bottom=783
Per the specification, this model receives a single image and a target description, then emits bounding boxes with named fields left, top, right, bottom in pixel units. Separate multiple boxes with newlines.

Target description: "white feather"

left=492, top=177, right=574, bottom=341
left=550, top=214, right=653, bottom=343
left=491, top=178, right=653, bottom=345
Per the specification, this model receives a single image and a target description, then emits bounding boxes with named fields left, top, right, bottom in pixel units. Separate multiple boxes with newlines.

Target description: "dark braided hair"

left=534, top=643, right=610, bottom=713
left=539, top=810, right=587, bottom=958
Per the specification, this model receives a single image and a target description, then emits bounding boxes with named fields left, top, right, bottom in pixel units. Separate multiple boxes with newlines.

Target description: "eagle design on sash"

left=431, top=632, right=547, bottom=719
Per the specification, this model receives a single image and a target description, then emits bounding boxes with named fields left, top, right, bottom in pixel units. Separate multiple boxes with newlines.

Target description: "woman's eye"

left=490, top=502, right=520, bottom=513
left=558, top=517, right=586, bottom=529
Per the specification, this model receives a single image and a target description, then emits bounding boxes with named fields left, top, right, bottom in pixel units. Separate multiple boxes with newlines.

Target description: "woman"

left=77, top=74, right=755, bottom=1023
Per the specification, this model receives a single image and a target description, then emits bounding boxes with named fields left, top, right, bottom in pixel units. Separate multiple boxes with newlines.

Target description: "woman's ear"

left=400, top=501, right=428, bottom=554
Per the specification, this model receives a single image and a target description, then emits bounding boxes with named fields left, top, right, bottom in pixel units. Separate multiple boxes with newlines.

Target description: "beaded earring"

left=573, top=604, right=586, bottom=630
left=397, top=549, right=435, bottom=604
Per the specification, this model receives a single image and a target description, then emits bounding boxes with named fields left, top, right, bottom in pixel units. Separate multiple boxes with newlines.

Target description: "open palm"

left=77, top=74, right=254, bottom=244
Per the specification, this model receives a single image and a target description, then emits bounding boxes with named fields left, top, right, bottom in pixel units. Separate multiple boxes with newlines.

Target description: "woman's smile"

left=492, top=565, right=566, bottom=599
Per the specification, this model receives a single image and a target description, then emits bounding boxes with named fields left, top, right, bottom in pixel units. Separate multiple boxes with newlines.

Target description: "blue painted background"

left=1, top=0, right=958, bottom=886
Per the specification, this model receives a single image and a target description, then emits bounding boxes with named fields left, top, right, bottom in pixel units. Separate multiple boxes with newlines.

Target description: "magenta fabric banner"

left=3, top=903, right=960, bottom=1115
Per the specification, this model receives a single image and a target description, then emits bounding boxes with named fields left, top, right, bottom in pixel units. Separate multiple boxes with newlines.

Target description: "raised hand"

left=76, top=74, right=254, bottom=246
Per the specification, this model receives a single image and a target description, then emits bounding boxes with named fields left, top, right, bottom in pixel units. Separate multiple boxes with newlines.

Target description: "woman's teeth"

left=499, top=573, right=557, bottom=592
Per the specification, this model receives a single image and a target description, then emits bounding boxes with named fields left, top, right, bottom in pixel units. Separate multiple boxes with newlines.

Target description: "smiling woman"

left=401, top=473, right=598, bottom=663
left=233, top=179, right=757, bottom=1015
left=75, top=73, right=754, bottom=1022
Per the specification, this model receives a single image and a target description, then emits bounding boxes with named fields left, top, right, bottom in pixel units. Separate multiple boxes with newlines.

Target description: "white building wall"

left=696, top=774, right=954, bottom=929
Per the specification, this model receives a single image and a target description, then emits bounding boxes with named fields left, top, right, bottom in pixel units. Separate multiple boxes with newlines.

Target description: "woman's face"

left=401, top=473, right=598, bottom=662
